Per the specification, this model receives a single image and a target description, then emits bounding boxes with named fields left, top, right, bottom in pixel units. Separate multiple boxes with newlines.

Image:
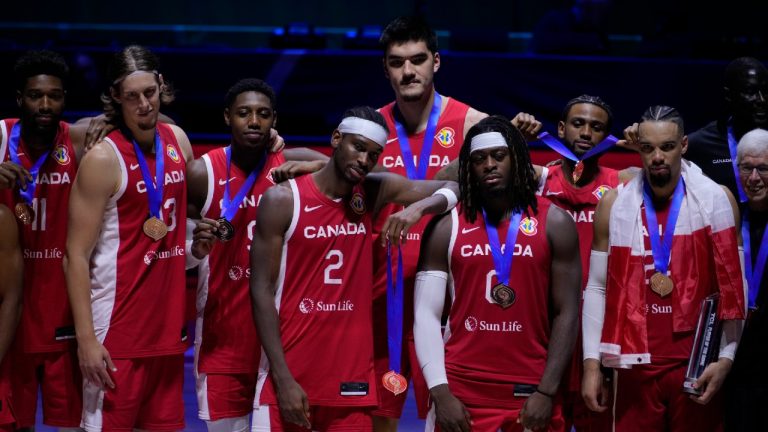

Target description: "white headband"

left=337, top=117, right=389, bottom=148
left=470, top=132, right=507, bottom=154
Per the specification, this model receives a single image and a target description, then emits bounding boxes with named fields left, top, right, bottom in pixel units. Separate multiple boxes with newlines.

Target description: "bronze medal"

left=215, top=217, right=235, bottom=242
left=491, top=283, right=516, bottom=308
left=14, top=202, right=34, bottom=225
left=572, top=160, right=584, bottom=183
left=382, top=370, right=408, bottom=396
left=142, top=216, right=168, bottom=242
left=650, top=272, right=673, bottom=297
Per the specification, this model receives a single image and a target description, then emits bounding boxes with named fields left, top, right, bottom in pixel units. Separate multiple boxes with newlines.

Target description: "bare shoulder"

left=167, top=123, right=194, bottom=162
left=76, top=141, right=120, bottom=191
left=463, top=107, right=489, bottom=133
left=546, top=204, right=576, bottom=230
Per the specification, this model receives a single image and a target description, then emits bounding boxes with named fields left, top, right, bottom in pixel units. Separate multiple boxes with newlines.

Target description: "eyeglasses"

left=739, top=164, right=768, bottom=176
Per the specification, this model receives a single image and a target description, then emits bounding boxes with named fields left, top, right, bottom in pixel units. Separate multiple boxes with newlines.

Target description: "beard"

left=648, top=170, right=671, bottom=187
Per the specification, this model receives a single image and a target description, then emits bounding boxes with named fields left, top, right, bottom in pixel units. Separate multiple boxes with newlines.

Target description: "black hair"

left=379, top=16, right=438, bottom=54
left=640, top=105, right=684, bottom=136
left=100, top=45, right=175, bottom=123
left=14, top=50, right=69, bottom=91
left=458, top=115, right=538, bottom=223
left=341, top=106, right=389, bottom=135
left=561, top=94, right=613, bottom=130
left=225, top=78, right=276, bottom=110
left=725, top=57, right=767, bottom=88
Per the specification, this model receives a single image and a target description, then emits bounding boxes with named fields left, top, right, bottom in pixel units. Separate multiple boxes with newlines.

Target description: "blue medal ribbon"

left=642, top=177, right=685, bottom=275
left=131, top=132, right=164, bottom=219
left=481, top=209, right=524, bottom=286
left=742, top=209, right=768, bottom=310
left=393, top=92, right=442, bottom=180
left=221, top=146, right=267, bottom=221
left=386, top=242, right=405, bottom=373
left=727, top=124, right=748, bottom=203
left=8, top=122, right=50, bottom=204
left=537, top=132, right=618, bottom=163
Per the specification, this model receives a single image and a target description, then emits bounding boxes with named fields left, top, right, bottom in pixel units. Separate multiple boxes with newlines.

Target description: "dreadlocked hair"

left=458, top=115, right=538, bottom=224
left=640, top=105, right=684, bottom=136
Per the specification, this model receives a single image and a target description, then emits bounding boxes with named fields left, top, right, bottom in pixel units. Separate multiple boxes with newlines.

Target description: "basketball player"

left=0, top=204, right=22, bottom=431
left=64, top=45, right=194, bottom=432
left=582, top=106, right=745, bottom=431
left=250, top=106, right=459, bottom=431
left=186, top=78, right=328, bottom=432
left=371, top=17, right=540, bottom=429
left=0, top=50, right=115, bottom=431
left=414, top=115, right=580, bottom=432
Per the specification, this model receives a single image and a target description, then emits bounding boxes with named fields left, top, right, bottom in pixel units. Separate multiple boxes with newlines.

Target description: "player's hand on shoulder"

left=275, top=377, right=311, bottom=428
left=269, top=128, right=285, bottom=153
left=77, top=337, right=117, bottom=390
left=271, top=160, right=324, bottom=183
left=381, top=204, right=424, bottom=247
left=0, top=161, right=32, bottom=190
left=690, top=357, right=732, bottom=405
left=431, top=384, right=471, bottom=432
left=511, top=112, right=543, bottom=142
left=191, top=217, right=221, bottom=259
left=616, top=122, right=640, bottom=152
left=518, top=391, right=554, bottom=431
left=81, top=114, right=115, bottom=152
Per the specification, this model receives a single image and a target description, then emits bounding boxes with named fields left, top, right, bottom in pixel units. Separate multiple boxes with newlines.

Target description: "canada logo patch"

left=592, top=185, right=611, bottom=200
left=519, top=217, right=538, bottom=236
left=350, top=192, right=365, bottom=215
left=435, top=127, right=455, bottom=148
left=167, top=144, right=180, bottom=163
left=53, top=145, right=70, bottom=165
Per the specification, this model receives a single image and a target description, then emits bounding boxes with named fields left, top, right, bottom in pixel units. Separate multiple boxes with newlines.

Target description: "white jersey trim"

left=536, top=166, right=550, bottom=196
left=103, top=137, right=128, bottom=205
left=200, top=152, right=215, bottom=218
left=0, top=120, right=8, bottom=162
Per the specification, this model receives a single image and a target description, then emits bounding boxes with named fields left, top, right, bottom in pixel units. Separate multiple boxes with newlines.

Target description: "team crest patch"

left=52, top=145, right=70, bottom=165
left=519, top=217, right=538, bottom=236
left=349, top=192, right=366, bottom=215
left=592, top=185, right=611, bottom=200
left=435, top=127, right=455, bottom=148
left=166, top=144, right=180, bottom=163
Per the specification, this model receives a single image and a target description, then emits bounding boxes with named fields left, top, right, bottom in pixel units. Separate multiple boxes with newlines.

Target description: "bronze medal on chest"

left=14, top=202, right=34, bottom=225
left=143, top=216, right=168, bottom=242
left=491, top=283, right=516, bottom=308
left=650, top=272, right=673, bottom=297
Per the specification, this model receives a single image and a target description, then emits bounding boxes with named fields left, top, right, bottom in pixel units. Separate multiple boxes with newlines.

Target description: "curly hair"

left=14, top=50, right=69, bottom=91
left=458, top=115, right=538, bottom=223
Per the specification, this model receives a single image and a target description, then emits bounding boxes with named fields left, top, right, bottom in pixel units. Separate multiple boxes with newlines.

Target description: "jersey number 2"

left=324, top=250, right=343, bottom=285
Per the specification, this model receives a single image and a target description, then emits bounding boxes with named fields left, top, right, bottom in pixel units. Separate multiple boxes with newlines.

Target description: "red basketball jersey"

left=445, top=198, right=553, bottom=408
left=258, top=174, right=376, bottom=407
left=196, top=147, right=285, bottom=373
left=0, top=118, right=77, bottom=353
left=641, top=202, right=694, bottom=361
left=374, top=97, right=470, bottom=296
left=90, top=123, right=187, bottom=358
left=538, top=164, right=619, bottom=289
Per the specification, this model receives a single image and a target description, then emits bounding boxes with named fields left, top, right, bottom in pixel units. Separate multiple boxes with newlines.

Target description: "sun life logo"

left=299, top=298, right=315, bottom=314
left=464, top=316, right=478, bottom=332
left=143, top=251, right=158, bottom=265
left=228, top=266, right=243, bottom=281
